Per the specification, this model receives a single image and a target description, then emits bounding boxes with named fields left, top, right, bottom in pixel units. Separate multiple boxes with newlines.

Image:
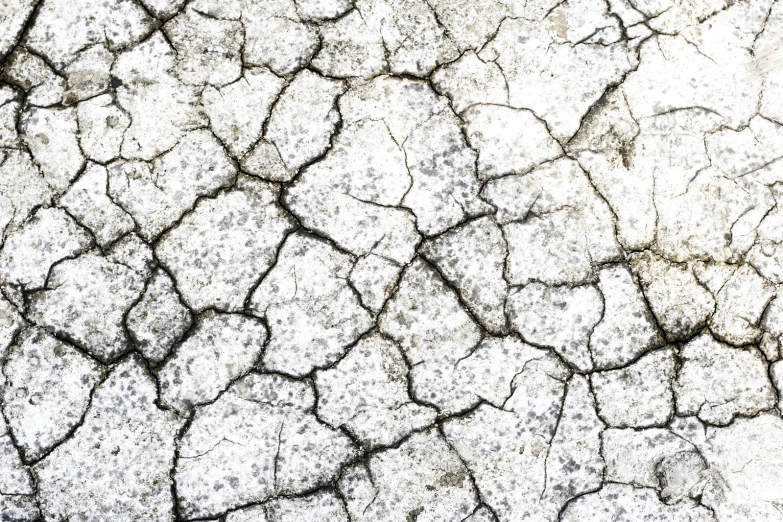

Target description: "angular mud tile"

left=311, top=10, right=387, bottom=78
left=444, top=405, right=544, bottom=522
left=0, top=0, right=35, bottom=58
left=113, top=32, right=208, bottom=161
left=710, top=264, right=776, bottom=345
left=700, top=414, right=783, bottom=520
left=428, top=0, right=510, bottom=50
left=104, top=232, right=155, bottom=278
left=0, top=149, right=54, bottom=232
left=591, top=348, right=676, bottom=428
left=25, top=0, right=155, bottom=66
left=0, top=86, right=20, bottom=148
left=140, top=0, right=187, bottom=19
left=0, top=415, right=34, bottom=495
left=285, top=119, right=418, bottom=265
left=560, top=483, right=715, bottom=522
left=655, top=166, right=773, bottom=264
left=355, top=0, right=459, bottom=76
left=0, top=207, right=92, bottom=290
left=20, top=106, right=83, bottom=193
left=589, top=265, right=663, bottom=369
left=27, top=253, right=146, bottom=361
left=479, top=18, right=633, bottom=141
left=431, top=51, right=508, bottom=114
left=226, top=504, right=268, bottom=522
left=657, top=451, right=708, bottom=505
left=242, top=0, right=320, bottom=75
left=2, top=49, right=65, bottom=106
left=484, top=158, right=619, bottom=285
left=566, top=89, right=653, bottom=251
left=691, top=260, right=738, bottom=296
left=630, top=251, right=715, bottom=342
left=295, top=0, right=352, bottom=20
left=340, top=76, right=448, bottom=145
left=506, top=282, right=603, bottom=372
left=3, top=328, right=105, bottom=462
left=545, top=0, right=622, bottom=44
left=756, top=0, right=783, bottom=123
left=315, top=331, right=437, bottom=449
left=0, top=494, right=40, bottom=521
left=674, top=333, right=775, bottom=425
left=202, top=68, right=285, bottom=158
left=176, top=374, right=356, bottom=519
left=462, top=506, right=497, bottom=522
left=266, top=70, right=345, bottom=171
left=156, top=176, right=295, bottom=311
left=502, top=350, right=570, bottom=419
left=443, top=376, right=602, bottom=521
left=748, top=188, right=783, bottom=284
left=165, top=6, right=243, bottom=87
left=265, top=490, right=349, bottom=522
left=241, top=140, right=295, bottom=182
left=34, top=357, right=182, bottom=522
left=456, top=336, right=565, bottom=412
left=158, top=311, right=266, bottom=412
left=339, top=429, right=478, bottom=522
left=348, top=254, right=403, bottom=313
left=378, top=259, right=481, bottom=414
left=420, top=217, right=508, bottom=334
left=706, top=116, right=783, bottom=179
left=127, top=269, right=192, bottom=364
left=0, top=294, right=23, bottom=352
left=623, top=36, right=759, bottom=130
left=602, top=428, right=696, bottom=488
left=463, top=105, right=562, bottom=181
left=402, top=110, right=491, bottom=235
left=108, top=129, right=237, bottom=241
left=76, top=94, right=131, bottom=163
left=539, top=376, right=605, bottom=516
left=249, top=233, right=373, bottom=376
left=59, top=163, right=135, bottom=247
left=62, top=44, right=113, bottom=103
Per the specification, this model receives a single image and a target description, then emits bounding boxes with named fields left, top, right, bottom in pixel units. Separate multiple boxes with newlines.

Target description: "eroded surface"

left=1, top=0, right=783, bottom=520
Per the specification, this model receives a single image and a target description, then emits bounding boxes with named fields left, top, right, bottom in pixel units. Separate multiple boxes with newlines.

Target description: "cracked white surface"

left=2, top=0, right=783, bottom=520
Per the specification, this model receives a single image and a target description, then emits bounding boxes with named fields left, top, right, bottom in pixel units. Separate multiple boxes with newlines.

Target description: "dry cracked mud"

left=1, top=0, right=783, bottom=520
